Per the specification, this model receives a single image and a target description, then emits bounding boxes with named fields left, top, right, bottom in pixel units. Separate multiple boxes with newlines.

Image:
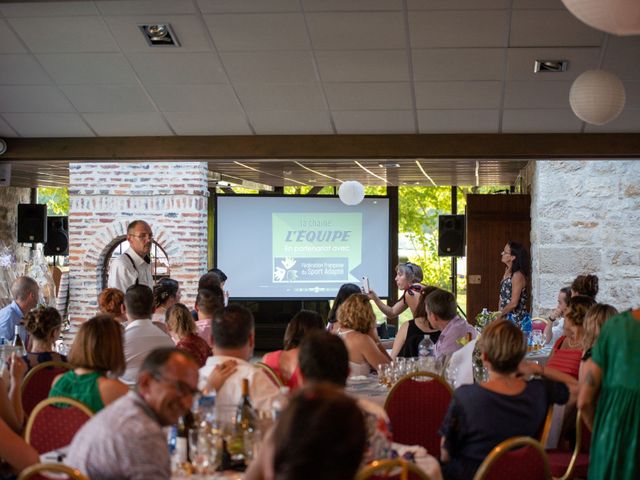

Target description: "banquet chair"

left=356, top=458, right=431, bottom=480
left=384, top=372, right=453, bottom=458
left=473, top=436, right=551, bottom=480
left=539, top=406, right=554, bottom=446
left=548, top=411, right=590, bottom=480
left=18, top=463, right=88, bottom=480
left=25, top=397, right=94, bottom=454
left=21, top=360, right=72, bottom=416
left=255, top=361, right=285, bottom=387
left=531, top=317, right=550, bottom=333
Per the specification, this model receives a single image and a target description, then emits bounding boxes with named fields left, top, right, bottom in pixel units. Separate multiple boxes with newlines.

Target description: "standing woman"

left=497, top=241, right=529, bottom=326
left=368, top=262, right=424, bottom=319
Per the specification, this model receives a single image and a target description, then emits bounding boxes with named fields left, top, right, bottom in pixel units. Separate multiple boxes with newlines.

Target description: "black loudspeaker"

left=438, top=214, right=465, bottom=257
left=44, top=216, right=69, bottom=256
left=17, top=204, right=47, bottom=243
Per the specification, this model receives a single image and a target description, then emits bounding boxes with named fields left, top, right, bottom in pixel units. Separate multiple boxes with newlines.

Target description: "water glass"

left=531, top=331, right=544, bottom=350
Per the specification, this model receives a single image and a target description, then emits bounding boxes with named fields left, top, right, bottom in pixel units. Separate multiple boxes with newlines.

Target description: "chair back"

left=21, top=360, right=72, bottom=416
left=538, top=405, right=554, bottom=446
left=25, top=397, right=94, bottom=454
left=473, top=436, right=551, bottom=480
left=384, top=372, right=452, bottom=457
left=531, top=317, right=549, bottom=333
left=18, top=463, right=89, bottom=480
left=356, top=458, right=431, bottom=480
left=255, top=361, right=285, bottom=387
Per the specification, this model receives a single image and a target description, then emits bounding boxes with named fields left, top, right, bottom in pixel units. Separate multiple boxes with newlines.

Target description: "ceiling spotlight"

left=139, top=24, right=180, bottom=47
left=378, top=162, right=401, bottom=168
left=534, top=60, right=568, bottom=73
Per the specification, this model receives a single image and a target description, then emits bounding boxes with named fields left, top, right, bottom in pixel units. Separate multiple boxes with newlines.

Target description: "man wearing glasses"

left=67, top=347, right=200, bottom=480
left=108, top=220, right=154, bottom=292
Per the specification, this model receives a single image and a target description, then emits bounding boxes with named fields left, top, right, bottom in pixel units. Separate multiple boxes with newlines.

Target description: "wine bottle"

left=235, top=378, right=257, bottom=432
left=175, top=415, right=188, bottom=464
left=12, top=326, right=25, bottom=356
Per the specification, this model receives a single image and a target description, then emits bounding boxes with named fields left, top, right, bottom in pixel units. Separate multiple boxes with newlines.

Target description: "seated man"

left=121, top=285, right=173, bottom=385
left=199, top=305, right=279, bottom=413
left=67, top=348, right=199, bottom=480
left=428, top=289, right=477, bottom=360
left=0, top=276, right=39, bottom=344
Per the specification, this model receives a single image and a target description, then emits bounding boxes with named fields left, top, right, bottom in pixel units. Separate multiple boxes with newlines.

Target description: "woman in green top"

left=578, top=309, right=640, bottom=480
left=49, top=315, right=128, bottom=413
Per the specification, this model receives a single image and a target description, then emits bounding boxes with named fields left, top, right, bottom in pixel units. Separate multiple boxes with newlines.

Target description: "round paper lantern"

left=338, top=181, right=365, bottom=206
left=569, top=70, right=626, bottom=125
left=561, top=0, right=640, bottom=35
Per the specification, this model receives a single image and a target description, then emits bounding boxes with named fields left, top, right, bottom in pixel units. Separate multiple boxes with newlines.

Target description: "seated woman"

left=545, top=295, right=595, bottom=379
left=571, top=273, right=598, bottom=300
left=23, top=306, right=66, bottom=369
left=439, top=320, right=570, bottom=480
left=544, top=286, right=571, bottom=345
left=166, top=303, right=212, bottom=368
left=49, top=315, right=129, bottom=413
left=390, top=285, right=440, bottom=358
left=98, top=288, right=127, bottom=325
left=326, top=283, right=361, bottom=333
left=579, top=303, right=618, bottom=381
left=368, top=262, right=424, bottom=320
left=335, top=294, right=391, bottom=376
left=262, top=310, right=324, bottom=389
left=152, top=278, right=181, bottom=334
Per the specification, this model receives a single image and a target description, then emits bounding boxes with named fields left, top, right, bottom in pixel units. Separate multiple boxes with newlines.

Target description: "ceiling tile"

left=509, top=10, right=603, bottom=47
left=146, top=84, right=244, bottom=113
left=104, top=15, right=212, bottom=52
left=7, top=16, right=119, bottom=53
left=512, top=0, right=565, bottom=8
left=415, top=81, right=502, bottom=109
left=127, top=53, right=228, bottom=84
left=0, top=86, right=74, bottom=113
left=37, top=53, right=138, bottom=85
left=506, top=47, right=600, bottom=81
left=0, top=55, right=50, bottom=85
left=408, top=0, right=508, bottom=8
left=0, top=2, right=99, bottom=16
left=315, top=50, right=409, bottom=82
left=0, top=20, right=27, bottom=53
left=622, top=82, right=640, bottom=109
left=0, top=115, right=17, bottom=136
left=584, top=108, right=640, bottom=132
left=306, top=12, right=405, bottom=50
left=409, top=10, right=509, bottom=48
left=504, top=81, right=571, bottom=109
left=332, top=110, right=415, bottom=133
left=60, top=85, right=156, bottom=113
left=602, top=36, right=640, bottom=81
left=95, top=0, right=196, bottom=15
left=418, top=109, right=500, bottom=133
left=413, top=49, right=505, bottom=81
left=164, top=111, right=252, bottom=134
left=82, top=113, right=174, bottom=136
left=235, top=83, right=326, bottom=111
left=221, top=51, right=318, bottom=83
left=204, top=14, right=310, bottom=51
left=324, top=82, right=412, bottom=110
left=198, top=0, right=299, bottom=13
left=302, top=0, right=402, bottom=11
left=3, top=113, right=94, bottom=137
left=501, top=109, right=582, bottom=132
left=248, top=110, right=334, bottom=134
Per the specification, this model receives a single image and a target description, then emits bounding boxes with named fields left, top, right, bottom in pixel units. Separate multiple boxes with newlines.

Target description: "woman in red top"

left=166, top=303, right=212, bottom=368
left=546, top=295, right=595, bottom=379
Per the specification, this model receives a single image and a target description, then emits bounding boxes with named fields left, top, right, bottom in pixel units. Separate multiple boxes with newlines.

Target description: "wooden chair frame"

left=255, top=361, right=285, bottom=387
left=473, top=436, right=551, bottom=480
left=356, top=458, right=431, bottom=480
left=539, top=405, right=554, bottom=446
left=21, top=360, right=72, bottom=395
left=25, top=396, right=94, bottom=445
left=18, top=462, right=88, bottom=480
left=531, top=317, right=550, bottom=326
left=552, top=410, right=585, bottom=480
left=384, top=371, right=453, bottom=411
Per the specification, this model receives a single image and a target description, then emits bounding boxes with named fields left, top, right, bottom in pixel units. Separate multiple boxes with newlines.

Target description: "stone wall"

left=530, top=160, right=640, bottom=315
left=68, top=162, right=209, bottom=322
left=0, top=186, right=32, bottom=266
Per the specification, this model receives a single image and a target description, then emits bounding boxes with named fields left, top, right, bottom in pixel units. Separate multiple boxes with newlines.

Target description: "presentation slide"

left=216, top=196, right=390, bottom=299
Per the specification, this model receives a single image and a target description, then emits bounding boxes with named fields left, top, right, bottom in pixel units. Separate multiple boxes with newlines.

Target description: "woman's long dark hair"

left=327, top=283, right=361, bottom=324
left=508, top=241, right=530, bottom=277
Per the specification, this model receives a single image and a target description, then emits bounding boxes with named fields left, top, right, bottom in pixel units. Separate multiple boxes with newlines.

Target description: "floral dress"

left=499, top=275, right=528, bottom=327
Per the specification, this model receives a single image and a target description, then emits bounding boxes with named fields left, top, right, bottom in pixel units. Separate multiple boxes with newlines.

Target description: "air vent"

left=534, top=60, right=568, bottom=73
left=139, top=24, right=180, bottom=47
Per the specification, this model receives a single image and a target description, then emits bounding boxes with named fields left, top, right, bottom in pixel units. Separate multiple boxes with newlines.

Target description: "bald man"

left=108, top=220, right=154, bottom=292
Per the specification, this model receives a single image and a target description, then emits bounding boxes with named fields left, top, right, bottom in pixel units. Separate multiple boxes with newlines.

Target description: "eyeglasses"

left=152, top=373, right=200, bottom=397
left=130, top=233, right=153, bottom=240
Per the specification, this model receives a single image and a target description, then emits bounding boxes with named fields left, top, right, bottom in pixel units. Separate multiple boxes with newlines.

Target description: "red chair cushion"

left=547, top=450, right=590, bottom=478
left=22, top=366, right=67, bottom=416
left=481, top=445, right=549, bottom=480
left=29, top=404, right=91, bottom=454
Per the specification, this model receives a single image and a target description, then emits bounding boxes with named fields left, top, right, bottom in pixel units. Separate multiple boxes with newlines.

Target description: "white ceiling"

left=0, top=0, right=639, bottom=139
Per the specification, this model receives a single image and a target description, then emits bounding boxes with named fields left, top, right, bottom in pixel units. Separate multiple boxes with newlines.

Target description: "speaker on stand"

left=438, top=214, right=465, bottom=257
left=17, top=204, right=47, bottom=244
left=44, top=216, right=69, bottom=257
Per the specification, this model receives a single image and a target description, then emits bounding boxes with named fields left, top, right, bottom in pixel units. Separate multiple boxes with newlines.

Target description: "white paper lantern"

left=561, top=0, right=640, bottom=35
left=569, top=70, right=626, bottom=125
left=338, top=181, right=365, bottom=206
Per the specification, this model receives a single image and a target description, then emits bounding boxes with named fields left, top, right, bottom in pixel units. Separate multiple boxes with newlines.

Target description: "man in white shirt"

left=121, top=284, right=173, bottom=386
left=199, top=305, right=279, bottom=413
left=108, top=220, right=154, bottom=292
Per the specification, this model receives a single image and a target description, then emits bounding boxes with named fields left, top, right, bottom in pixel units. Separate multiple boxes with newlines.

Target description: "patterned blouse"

left=499, top=275, right=528, bottom=327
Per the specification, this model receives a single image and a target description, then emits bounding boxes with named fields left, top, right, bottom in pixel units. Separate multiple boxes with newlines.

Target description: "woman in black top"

left=390, top=286, right=441, bottom=358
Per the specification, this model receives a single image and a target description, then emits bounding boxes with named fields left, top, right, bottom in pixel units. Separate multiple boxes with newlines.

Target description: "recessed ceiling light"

left=378, top=162, right=401, bottom=168
left=139, top=24, right=180, bottom=47
left=534, top=60, right=568, bottom=73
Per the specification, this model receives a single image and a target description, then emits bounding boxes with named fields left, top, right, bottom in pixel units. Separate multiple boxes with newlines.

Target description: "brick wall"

left=68, top=162, right=209, bottom=321
left=530, top=160, right=640, bottom=315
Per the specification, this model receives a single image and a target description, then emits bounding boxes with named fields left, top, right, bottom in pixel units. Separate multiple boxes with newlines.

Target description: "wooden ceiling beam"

left=2, top=133, right=640, bottom=162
